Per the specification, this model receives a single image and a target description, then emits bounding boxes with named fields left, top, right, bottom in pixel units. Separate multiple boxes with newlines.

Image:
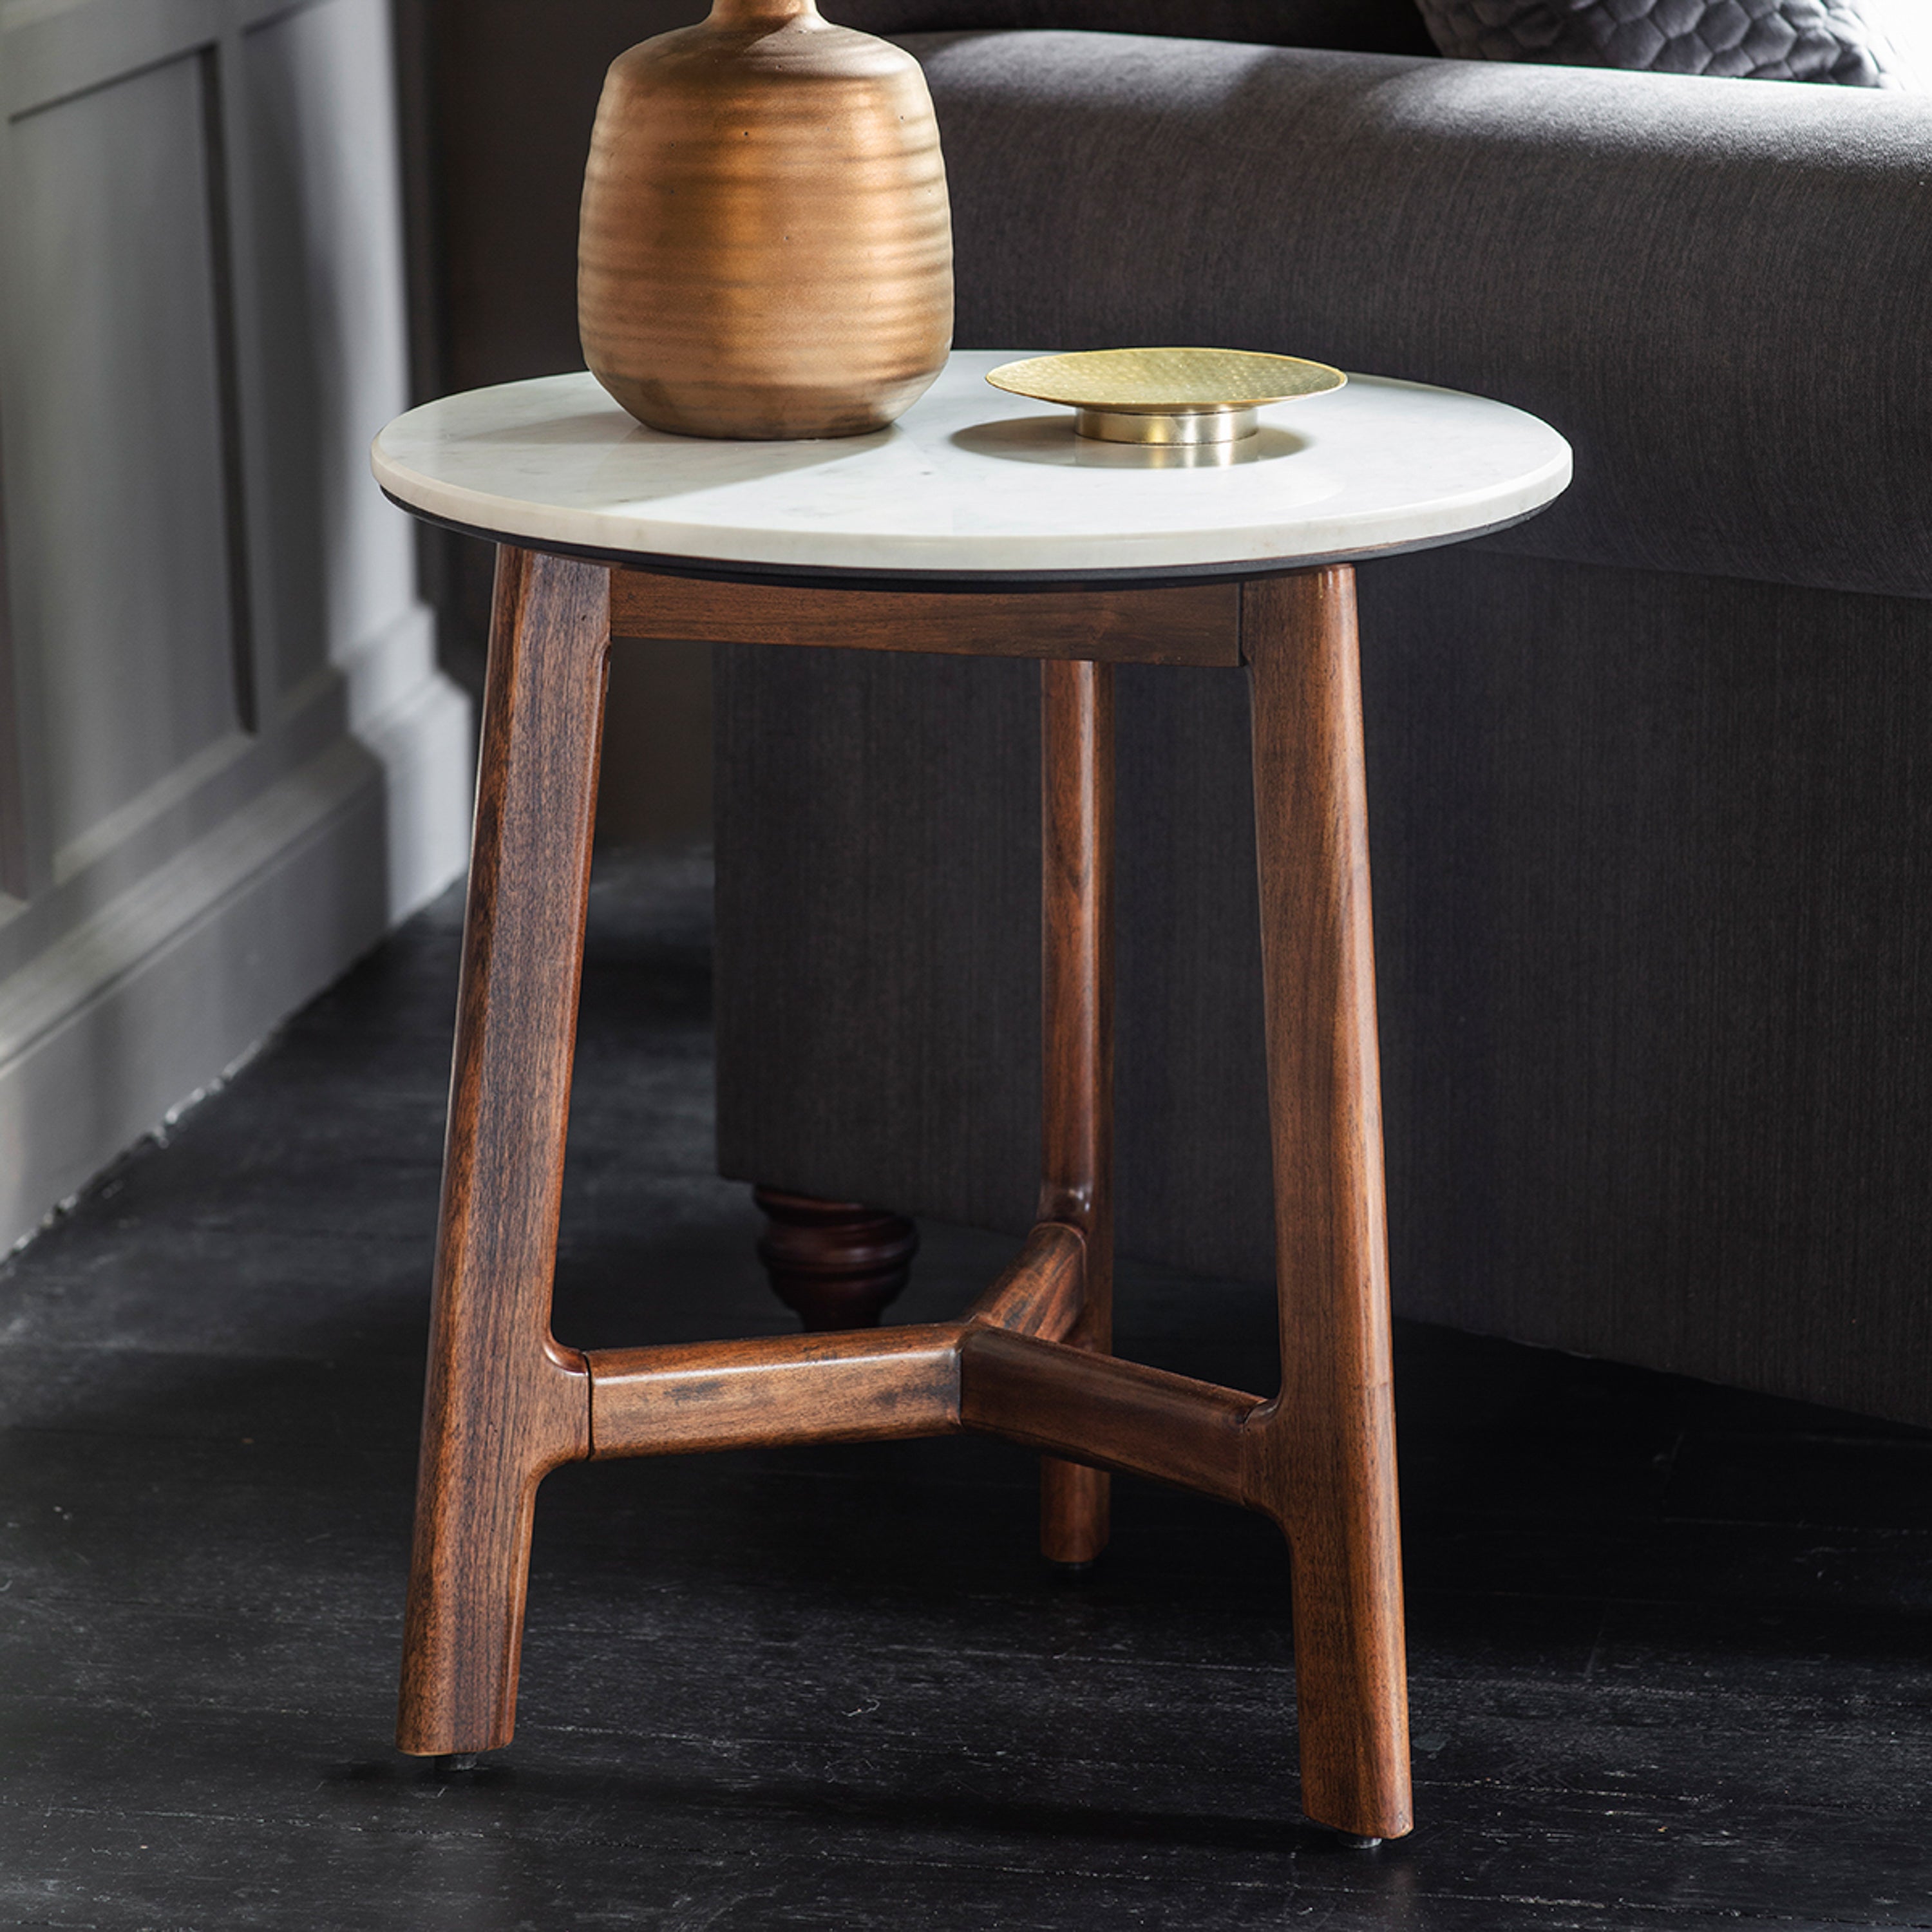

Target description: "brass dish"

left=987, top=347, right=1345, bottom=446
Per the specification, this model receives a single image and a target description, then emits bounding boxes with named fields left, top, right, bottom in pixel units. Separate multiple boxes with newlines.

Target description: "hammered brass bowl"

left=987, top=347, right=1345, bottom=445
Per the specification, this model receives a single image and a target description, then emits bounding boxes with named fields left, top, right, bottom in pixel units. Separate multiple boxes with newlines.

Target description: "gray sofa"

left=712, top=8, right=1932, bottom=1426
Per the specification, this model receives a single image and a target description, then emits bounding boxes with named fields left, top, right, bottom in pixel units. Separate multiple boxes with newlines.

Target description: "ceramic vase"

left=578, top=0, right=954, bottom=440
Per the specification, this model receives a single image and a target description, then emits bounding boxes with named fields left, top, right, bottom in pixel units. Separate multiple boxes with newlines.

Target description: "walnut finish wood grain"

left=1240, top=566, right=1412, bottom=1840
left=397, top=547, right=611, bottom=1757
left=587, top=1325, right=963, bottom=1455
left=1036, top=658, right=1115, bottom=1566
left=960, top=1326, right=1262, bottom=1508
left=583, top=1316, right=1264, bottom=1505
left=611, top=568, right=1240, bottom=665
left=963, top=1220, right=1085, bottom=1340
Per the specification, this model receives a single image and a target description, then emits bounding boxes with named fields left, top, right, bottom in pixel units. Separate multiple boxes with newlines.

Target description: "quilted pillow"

left=1410, top=0, right=1904, bottom=84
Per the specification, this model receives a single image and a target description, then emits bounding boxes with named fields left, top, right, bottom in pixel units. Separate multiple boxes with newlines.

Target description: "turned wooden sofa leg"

left=396, top=547, right=607, bottom=1757
left=753, top=1188, right=920, bottom=1330
left=1242, top=567, right=1412, bottom=1841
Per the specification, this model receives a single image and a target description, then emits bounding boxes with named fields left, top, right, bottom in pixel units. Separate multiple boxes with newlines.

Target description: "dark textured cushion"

left=1413, top=0, right=1900, bottom=83
left=835, top=0, right=1436, bottom=52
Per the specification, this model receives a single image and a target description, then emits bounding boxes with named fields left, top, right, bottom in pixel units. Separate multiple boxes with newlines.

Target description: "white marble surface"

left=372, top=352, right=1571, bottom=578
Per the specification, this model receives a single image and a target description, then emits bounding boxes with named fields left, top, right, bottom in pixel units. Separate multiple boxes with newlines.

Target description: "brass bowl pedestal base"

left=1075, top=404, right=1261, bottom=446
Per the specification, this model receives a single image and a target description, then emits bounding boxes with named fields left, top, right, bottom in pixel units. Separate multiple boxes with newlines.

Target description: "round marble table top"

left=372, top=352, right=1571, bottom=582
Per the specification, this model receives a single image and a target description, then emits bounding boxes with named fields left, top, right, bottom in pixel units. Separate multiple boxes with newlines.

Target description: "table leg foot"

left=1040, top=1459, right=1110, bottom=1566
left=1275, top=1486, right=1411, bottom=1839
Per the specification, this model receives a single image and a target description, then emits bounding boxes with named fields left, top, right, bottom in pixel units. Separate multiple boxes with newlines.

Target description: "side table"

left=372, top=352, right=1571, bottom=1842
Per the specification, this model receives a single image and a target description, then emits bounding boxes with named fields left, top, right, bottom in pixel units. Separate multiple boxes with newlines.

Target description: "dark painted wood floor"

left=3, top=850, right=1930, bottom=1931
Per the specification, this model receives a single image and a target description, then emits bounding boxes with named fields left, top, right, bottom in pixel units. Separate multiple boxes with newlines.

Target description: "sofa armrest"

left=913, top=32, right=1932, bottom=599
left=837, top=0, right=1434, bottom=52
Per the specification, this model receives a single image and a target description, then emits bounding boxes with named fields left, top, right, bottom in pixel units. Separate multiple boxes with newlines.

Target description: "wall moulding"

left=0, top=0, right=471, bottom=1245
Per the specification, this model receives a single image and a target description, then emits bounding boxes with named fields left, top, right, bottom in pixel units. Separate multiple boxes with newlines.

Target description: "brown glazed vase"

left=578, top=0, right=953, bottom=440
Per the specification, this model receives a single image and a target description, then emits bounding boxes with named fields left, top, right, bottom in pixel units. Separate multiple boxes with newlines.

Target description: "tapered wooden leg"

left=753, top=1187, right=920, bottom=1330
left=1037, top=659, right=1113, bottom=1566
left=1242, top=568, right=1412, bottom=1839
left=396, top=547, right=610, bottom=1756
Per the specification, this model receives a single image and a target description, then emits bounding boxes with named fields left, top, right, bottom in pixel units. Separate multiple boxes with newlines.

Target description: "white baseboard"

left=0, top=664, right=473, bottom=1253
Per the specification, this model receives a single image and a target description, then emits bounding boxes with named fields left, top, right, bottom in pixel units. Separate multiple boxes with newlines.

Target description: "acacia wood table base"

left=396, top=547, right=1412, bottom=1843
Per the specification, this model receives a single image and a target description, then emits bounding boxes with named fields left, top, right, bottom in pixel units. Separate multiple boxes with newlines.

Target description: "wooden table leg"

left=1242, top=567, right=1412, bottom=1840
left=395, top=546, right=609, bottom=1757
left=1037, top=659, right=1114, bottom=1566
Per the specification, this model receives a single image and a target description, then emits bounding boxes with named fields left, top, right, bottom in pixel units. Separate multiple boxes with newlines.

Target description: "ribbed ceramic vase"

left=578, top=0, right=953, bottom=440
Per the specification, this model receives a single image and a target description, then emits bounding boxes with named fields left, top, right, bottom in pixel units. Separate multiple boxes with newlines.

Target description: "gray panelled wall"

left=0, top=0, right=469, bottom=1247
